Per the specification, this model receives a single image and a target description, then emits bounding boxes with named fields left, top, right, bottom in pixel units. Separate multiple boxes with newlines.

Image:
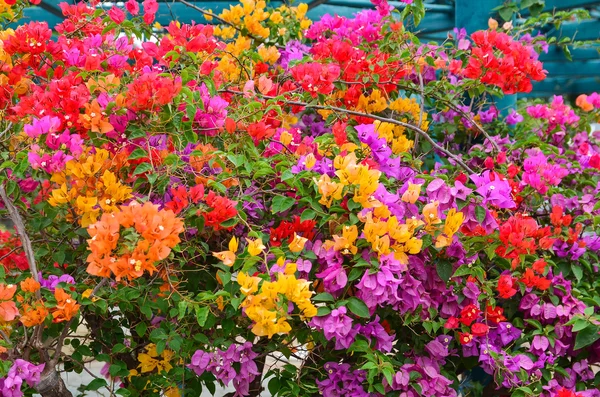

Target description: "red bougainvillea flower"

left=497, top=274, right=518, bottom=299
left=485, top=305, right=506, bottom=324
left=290, top=62, right=340, bottom=97
left=444, top=316, right=459, bottom=329
left=458, top=332, right=474, bottom=345
left=197, top=191, right=238, bottom=230
left=459, top=304, right=481, bottom=326
left=471, top=322, right=489, bottom=337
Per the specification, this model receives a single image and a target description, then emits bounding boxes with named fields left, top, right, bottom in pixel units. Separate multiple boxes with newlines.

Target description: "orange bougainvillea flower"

left=79, top=99, right=114, bottom=134
left=0, top=300, right=19, bottom=322
left=52, top=288, right=80, bottom=323
left=20, top=301, right=48, bottom=327
left=20, top=277, right=41, bottom=293
left=0, top=283, right=17, bottom=301
left=0, top=283, right=18, bottom=322
left=213, top=236, right=238, bottom=267
left=86, top=202, right=184, bottom=281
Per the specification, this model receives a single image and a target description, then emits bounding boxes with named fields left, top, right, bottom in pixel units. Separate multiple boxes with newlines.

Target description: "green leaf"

left=572, top=319, right=590, bottom=333
left=346, top=297, right=370, bottom=318
left=316, top=306, right=331, bottom=317
left=453, top=265, right=473, bottom=278
left=133, top=162, right=153, bottom=176
left=574, top=325, right=600, bottom=350
left=86, top=379, right=108, bottom=391
left=128, top=148, right=147, bottom=160
left=135, top=322, right=147, bottom=338
left=436, top=260, right=453, bottom=283
left=498, top=6, right=514, bottom=21
left=313, top=293, right=334, bottom=302
left=571, top=264, right=583, bottom=282
left=475, top=206, right=487, bottom=224
left=271, top=196, right=296, bottom=214
left=300, top=209, right=316, bottom=222
left=195, top=305, right=210, bottom=327
left=268, top=377, right=280, bottom=396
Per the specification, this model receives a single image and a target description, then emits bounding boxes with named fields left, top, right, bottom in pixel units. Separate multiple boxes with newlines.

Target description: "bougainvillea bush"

left=0, top=0, right=599, bottom=396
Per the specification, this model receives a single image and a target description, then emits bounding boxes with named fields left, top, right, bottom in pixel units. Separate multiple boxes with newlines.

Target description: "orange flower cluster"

left=52, top=288, right=80, bottom=323
left=86, top=202, right=185, bottom=281
left=18, top=277, right=47, bottom=327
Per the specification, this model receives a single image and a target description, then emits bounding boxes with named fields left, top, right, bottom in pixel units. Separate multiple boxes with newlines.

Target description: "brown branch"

left=0, top=184, right=41, bottom=289
left=224, top=90, right=476, bottom=174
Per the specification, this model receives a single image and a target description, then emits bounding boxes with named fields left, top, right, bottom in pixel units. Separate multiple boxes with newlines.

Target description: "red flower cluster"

left=520, top=268, right=551, bottom=291
left=269, top=216, right=317, bottom=247
left=463, top=30, right=546, bottom=94
left=246, top=121, right=276, bottom=144
left=444, top=304, right=489, bottom=338
left=0, top=230, right=28, bottom=271
left=290, top=63, right=340, bottom=97
left=126, top=73, right=182, bottom=111
left=486, top=305, right=507, bottom=324
left=164, top=185, right=205, bottom=215
left=550, top=205, right=572, bottom=229
left=198, top=191, right=238, bottom=230
left=497, top=274, right=518, bottom=299
left=496, top=215, right=555, bottom=269
left=310, top=39, right=406, bottom=94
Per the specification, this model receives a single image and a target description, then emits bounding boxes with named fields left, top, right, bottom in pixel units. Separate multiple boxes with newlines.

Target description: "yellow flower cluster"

left=136, top=343, right=174, bottom=373
left=421, top=201, right=464, bottom=248
left=220, top=0, right=270, bottom=38
left=49, top=149, right=132, bottom=227
left=360, top=212, right=423, bottom=263
left=257, top=44, right=280, bottom=64
left=316, top=152, right=383, bottom=208
left=357, top=89, right=388, bottom=114
left=374, top=120, right=414, bottom=154
left=0, top=1, right=13, bottom=18
left=389, top=97, right=430, bottom=132
left=237, top=262, right=317, bottom=338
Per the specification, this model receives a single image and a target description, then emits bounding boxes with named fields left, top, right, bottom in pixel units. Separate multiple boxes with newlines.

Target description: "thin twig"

left=413, top=71, right=425, bottom=153
left=50, top=278, right=108, bottom=366
left=174, top=0, right=282, bottom=48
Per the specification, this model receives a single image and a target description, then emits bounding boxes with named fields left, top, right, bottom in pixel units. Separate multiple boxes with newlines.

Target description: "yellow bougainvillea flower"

left=137, top=344, right=174, bottom=374
left=332, top=225, right=358, bottom=255
left=401, top=183, right=422, bottom=204
left=212, top=236, right=238, bottom=266
left=304, top=153, right=317, bottom=170
left=237, top=272, right=260, bottom=295
left=245, top=238, right=266, bottom=256
left=423, top=201, right=441, bottom=230
left=289, top=233, right=308, bottom=253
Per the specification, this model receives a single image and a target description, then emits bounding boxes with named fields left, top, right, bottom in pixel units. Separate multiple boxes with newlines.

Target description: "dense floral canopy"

left=0, top=0, right=599, bottom=397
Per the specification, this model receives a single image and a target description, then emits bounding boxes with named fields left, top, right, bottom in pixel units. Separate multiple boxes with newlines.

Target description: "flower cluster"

left=86, top=202, right=184, bottom=280
left=48, top=149, right=132, bottom=226
left=237, top=262, right=317, bottom=338
left=462, top=30, right=546, bottom=94
left=189, top=342, right=259, bottom=396
left=0, top=360, right=44, bottom=397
